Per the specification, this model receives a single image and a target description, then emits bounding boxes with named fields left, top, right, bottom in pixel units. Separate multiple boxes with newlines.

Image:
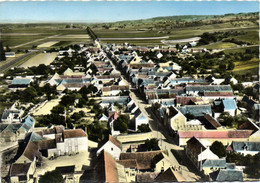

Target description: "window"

left=111, top=147, right=113, bottom=151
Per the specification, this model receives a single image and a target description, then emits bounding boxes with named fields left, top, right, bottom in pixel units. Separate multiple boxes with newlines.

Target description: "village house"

left=97, top=135, right=122, bottom=160
left=1, top=103, right=23, bottom=123
left=131, top=109, right=149, bottom=131
left=186, top=137, right=219, bottom=170
left=212, top=98, right=238, bottom=118
left=209, top=168, right=243, bottom=182
left=118, top=150, right=174, bottom=181
left=9, top=77, right=33, bottom=90
left=178, top=130, right=253, bottom=146
left=227, top=141, right=260, bottom=156
left=9, top=162, right=36, bottom=183
left=93, top=150, right=126, bottom=182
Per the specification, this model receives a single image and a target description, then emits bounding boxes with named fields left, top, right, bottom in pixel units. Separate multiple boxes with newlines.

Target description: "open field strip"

left=0, top=51, right=39, bottom=73
left=37, top=41, right=59, bottom=48
left=161, top=37, right=200, bottom=44
left=33, top=98, right=61, bottom=116
left=1, top=33, right=43, bottom=36
left=19, top=53, right=57, bottom=68
left=233, top=58, right=259, bottom=72
left=9, top=34, right=60, bottom=49
left=99, top=36, right=169, bottom=40
left=56, top=34, right=90, bottom=39
left=203, top=42, right=237, bottom=49
left=0, top=54, right=24, bottom=67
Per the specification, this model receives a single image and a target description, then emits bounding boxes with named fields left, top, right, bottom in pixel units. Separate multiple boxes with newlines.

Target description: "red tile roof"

left=204, top=114, right=221, bottom=129
left=204, top=91, right=233, bottom=97
left=109, top=135, right=122, bottom=149
left=119, top=150, right=167, bottom=170
left=178, top=130, right=253, bottom=139
left=176, top=96, right=198, bottom=105
left=63, top=129, right=86, bottom=139
left=117, top=159, right=138, bottom=169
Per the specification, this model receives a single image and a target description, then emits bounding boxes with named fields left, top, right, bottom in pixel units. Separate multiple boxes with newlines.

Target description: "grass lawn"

left=19, top=52, right=57, bottom=68
left=203, top=42, right=237, bottom=49
left=233, top=57, right=259, bottom=72
left=223, top=45, right=259, bottom=54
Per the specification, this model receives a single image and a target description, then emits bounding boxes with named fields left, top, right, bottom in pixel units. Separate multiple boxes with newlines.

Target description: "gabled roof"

left=179, top=130, right=253, bottom=139
left=222, top=99, right=237, bottom=110
left=119, top=150, right=167, bottom=170
left=186, top=85, right=232, bottom=92
left=117, top=159, right=138, bottom=169
left=202, top=159, right=226, bottom=168
left=29, top=132, right=44, bottom=142
left=238, top=118, right=259, bottom=133
left=9, top=163, right=31, bottom=176
left=204, top=114, right=221, bottom=129
left=177, top=105, right=212, bottom=117
left=210, top=169, right=243, bottom=181
left=186, top=137, right=206, bottom=156
left=22, top=142, right=39, bottom=161
left=167, top=106, right=179, bottom=118
left=155, top=167, right=186, bottom=182
left=108, top=135, right=122, bottom=149
left=176, top=96, right=199, bottom=106
left=63, top=129, right=86, bottom=139
left=33, top=139, right=56, bottom=150
left=231, top=141, right=260, bottom=152
left=11, top=78, right=32, bottom=85
left=93, top=150, right=119, bottom=183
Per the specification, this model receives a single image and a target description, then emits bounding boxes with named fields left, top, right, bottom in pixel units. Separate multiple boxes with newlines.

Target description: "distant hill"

left=101, top=12, right=258, bottom=25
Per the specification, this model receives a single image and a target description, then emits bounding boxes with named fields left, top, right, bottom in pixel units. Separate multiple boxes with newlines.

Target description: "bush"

left=210, top=141, right=226, bottom=158
left=113, top=115, right=129, bottom=133
left=39, top=170, right=64, bottom=183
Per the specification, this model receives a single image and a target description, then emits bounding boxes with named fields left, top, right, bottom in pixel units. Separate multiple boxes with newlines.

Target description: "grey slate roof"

left=210, top=169, right=243, bottom=181
left=186, top=85, right=232, bottom=92
left=232, top=141, right=260, bottom=152
left=177, top=105, right=212, bottom=117
left=202, top=159, right=226, bottom=168
left=11, top=78, right=31, bottom=85
left=222, top=99, right=237, bottom=110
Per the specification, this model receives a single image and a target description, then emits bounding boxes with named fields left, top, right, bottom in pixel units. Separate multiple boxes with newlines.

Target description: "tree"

left=219, top=63, right=226, bottom=71
left=0, top=41, right=6, bottom=61
left=185, top=113, right=195, bottom=120
left=210, top=141, right=226, bottom=158
left=145, top=138, right=159, bottom=151
left=218, top=112, right=234, bottom=127
left=228, top=62, right=235, bottom=70
left=113, top=115, right=129, bottom=133
left=137, top=124, right=151, bottom=133
left=39, top=170, right=64, bottom=183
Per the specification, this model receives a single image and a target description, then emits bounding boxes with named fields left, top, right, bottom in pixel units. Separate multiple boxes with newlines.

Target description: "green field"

left=204, top=42, right=237, bottom=49
left=233, top=58, right=259, bottom=72
left=1, top=26, right=90, bottom=50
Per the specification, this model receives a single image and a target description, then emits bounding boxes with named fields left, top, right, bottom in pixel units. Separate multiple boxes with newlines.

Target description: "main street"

left=103, top=45, right=201, bottom=181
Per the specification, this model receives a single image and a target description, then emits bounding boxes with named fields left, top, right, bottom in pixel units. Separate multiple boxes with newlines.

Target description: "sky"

left=0, top=1, right=259, bottom=23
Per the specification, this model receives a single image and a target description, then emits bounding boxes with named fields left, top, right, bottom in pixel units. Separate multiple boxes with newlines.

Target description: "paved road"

left=104, top=47, right=201, bottom=181
left=0, top=50, right=39, bottom=73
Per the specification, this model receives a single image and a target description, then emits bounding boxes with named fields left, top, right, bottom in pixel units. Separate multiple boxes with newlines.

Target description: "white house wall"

left=97, top=141, right=121, bottom=160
